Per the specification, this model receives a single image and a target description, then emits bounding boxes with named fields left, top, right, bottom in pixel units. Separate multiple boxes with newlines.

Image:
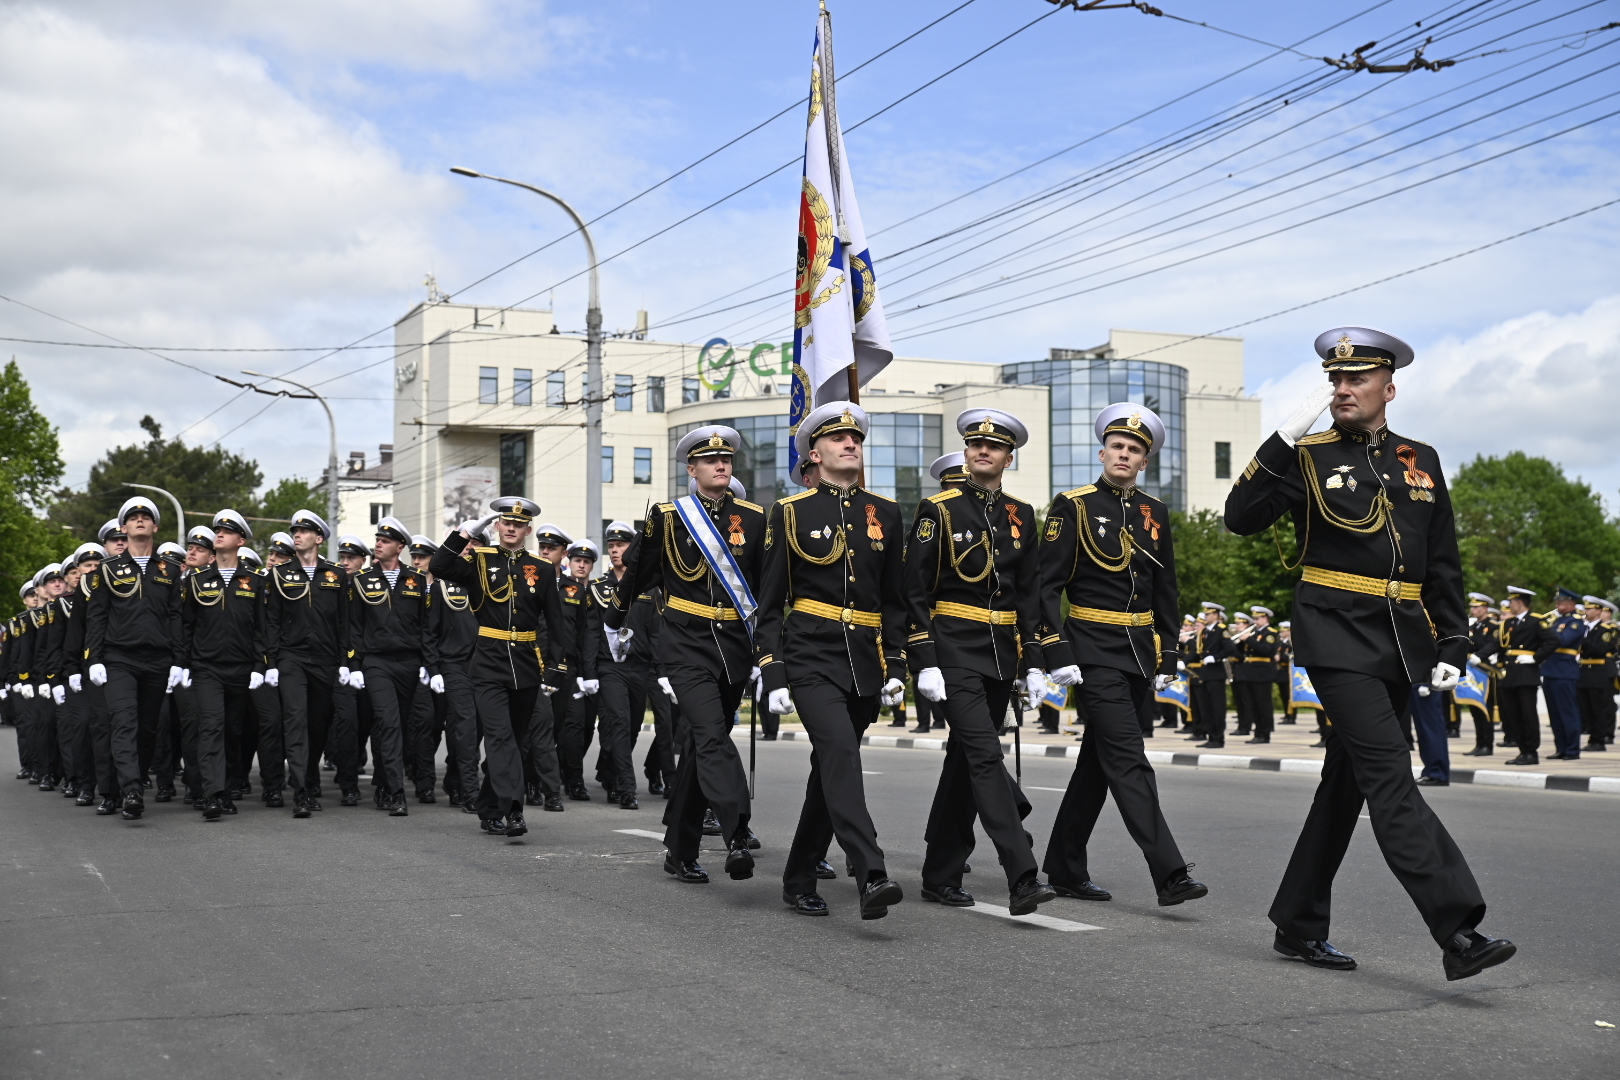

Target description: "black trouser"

left=152, top=693, right=180, bottom=788
left=1233, top=681, right=1274, bottom=739
left=913, top=694, right=935, bottom=732
left=1189, top=678, right=1227, bottom=744
left=522, top=683, right=562, bottom=795
left=192, top=667, right=255, bottom=800
left=174, top=684, right=201, bottom=796
left=922, top=668, right=1036, bottom=890
left=1579, top=686, right=1615, bottom=745
left=104, top=661, right=169, bottom=794
left=225, top=683, right=260, bottom=794
left=361, top=655, right=419, bottom=797
left=1277, top=678, right=1294, bottom=721
left=1464, top=703, right=1494, bottom=750
left=556, top=688, right=599, bottom=788
left=1272, top=669, right=1486, bottom=947
left=57, top=687, right=90, bottom=787
left=37, top=692, right=62, bottom=779
left=250, top=682, right=283, bottom=794
left=661, top=667, right=749, bottom=861
left=473, top=682, right=541, bottom=820
left=330, top=682, right=361, bottom=793
left=1044, top=666, right=1187, bottom=890
left=597, top=663, right=648, bottom=796
left=440, top=669, right=480, bottom=798
left=642, top=680, right=677, bottom=784
left=1497, top=684, right=1541, bottom=753
left=407, top=679, right=443, bottom=795
left=279, top=656, right=333, bottom=799
left=783, top=677, right=885, bottom=895
left=86, top=681, right=115, bottom=798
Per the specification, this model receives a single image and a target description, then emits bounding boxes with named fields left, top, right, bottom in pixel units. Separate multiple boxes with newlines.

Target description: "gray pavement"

left=2, top=732, right=1617, bottom=1079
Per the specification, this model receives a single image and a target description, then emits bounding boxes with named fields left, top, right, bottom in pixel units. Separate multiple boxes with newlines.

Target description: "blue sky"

left=2, top=0, right=1618, bottom=497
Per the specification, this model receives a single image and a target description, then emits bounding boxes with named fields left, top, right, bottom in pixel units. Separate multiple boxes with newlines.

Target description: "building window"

left=546, top=370, right=566, bottom=407
left=634, top=447, right=653, bottom=484
left=513, top=368, right=533, bottom=406
left=478, top=366, right=498, bottom=405
left=369, top=503, right=392, bottom=524
left=1214, top=441, right=1231, bottom=480
left=646, top=375, right=665, bottom=413
left=682, top=377, right=700, bottom=405
left=500, top=432, right=528, bottom=496
left=614, top=374, right=634, bottom=412
left=601, top=446, right=615, bottom=484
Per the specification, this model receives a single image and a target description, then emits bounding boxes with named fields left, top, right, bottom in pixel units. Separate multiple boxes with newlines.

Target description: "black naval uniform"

left=904, top=481, right=1042, bottom=891
left=1187, top=617, right=1231, bottom=746
left=423, top=575, right=484, bottom=803
left=585, top=573, right=662, bottom=804
left=1577, top=616, right=1617, bottom=749
left=429, top=534, right=570, bottom=823
left=347, top=563, right=436, bottom=804
left=179, top=562, right=270, bottom=806
left=1226, top=421, right=1487, bottom=947
left=1037, top=477, right=1191, bottom=891
left=1465, top=615, right=1501, bottom=752
left=85, top=551, right=183, bottom=799
left=1232, top=621, right=1279, bottom=741
left=614, top=490, right=766, bottom=861
left=554, top=572, right=598, bottom=796
left=1274, top=633, right=1295, bottom=723
left=758, top=479, right=907, bottom=895
left=265, top=558, right=350, bottom=805
left=1497, top=609, right=1552, bottom=756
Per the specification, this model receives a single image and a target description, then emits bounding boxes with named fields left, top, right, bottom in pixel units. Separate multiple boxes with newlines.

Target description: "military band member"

left=1275, top=620, right=1295, bottom=723
left=1542, top=587, right=1584, bottom=760
left=1226, top=325, right=1513, bottom=980
left=1462, top=593, right=1500, bottom=756
left=1232, top=605, right=1279, bottom=744
left=901, top=409, right=1052, bottom=914
left=1577, top=596, right=1616, bottom=752
left=756, top=402, right=907, bottom=919
left=1498, top=586, right=1551, bottom=765
left=613, top=426, right=765, bottom=884
left=430, top=497, right=572, bottom=836
left=587, top=523, right=660, bottom=810
left=1186, top=602, right=1231, bottom=746
left=1040, top=403, right=1204, bottom=908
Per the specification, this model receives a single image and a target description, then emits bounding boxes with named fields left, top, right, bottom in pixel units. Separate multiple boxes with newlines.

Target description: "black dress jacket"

left=429, top=534, right=569, bottom=690
left=1230, top=623, right=1279, bottom=682
left=180, top=565, right=270, bottom=675
left=85, top=552, right=183, bottom=668
left=756, top=480, right=907, bottom=696
left=265, top=560, right=350, bottom=668
left=1187, top=620, right=1232, bottom=685
left=1037, top=476, right=1180, bottom=679
left=585, top=574, right=662, bottom=671
left=1225, top=424, right=1469, bottom=683
left=1578, top=618, right=1619, bottom=688
left=348, top=563, right=438, bottom=672
left=426, top=578, right=479, bottom=671
left=1497, top=611, right=1553, bottom=688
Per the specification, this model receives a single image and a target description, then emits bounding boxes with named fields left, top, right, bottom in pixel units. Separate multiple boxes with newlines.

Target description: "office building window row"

left=471, top=367, right=667, bottom=412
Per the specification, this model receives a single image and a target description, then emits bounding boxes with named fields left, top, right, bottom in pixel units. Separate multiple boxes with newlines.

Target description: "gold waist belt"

left=1243, top=657, right=1273, bottom=662
left=478, top=627, right=537, bottom=642
left=1555, top=648, right=1579, bottom=656
left=932, top=602, right=1018, bottom=626
left=1069, top=606, right=1154, bottom=627
left=1579, top=658, right=1608, bottom=665
left=666, top=595, right=741, bottom=621
left=792, top=598, right=883, bottom=627
left=1302, top=566, right=1422, bottom=602
left=1506, top=649, right=1535, bottom=656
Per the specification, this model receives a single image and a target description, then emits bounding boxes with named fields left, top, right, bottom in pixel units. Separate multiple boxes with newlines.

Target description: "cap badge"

left=1127, top=412, right=1142, bottom=430
left=707, top=435, right=724, bottom=448
left=976, top=419, right=995, bottom=434
left=840, top=409, right=855, bottom=426
left=1335, top=334, right=1354, bottom=359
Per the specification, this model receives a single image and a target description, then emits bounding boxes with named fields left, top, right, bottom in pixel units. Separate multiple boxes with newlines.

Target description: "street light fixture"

left=124, top=483, right=185, bottom=546
left=451, top=166, right=603, bottom=543
left=242, top=370, right=341, bottom=560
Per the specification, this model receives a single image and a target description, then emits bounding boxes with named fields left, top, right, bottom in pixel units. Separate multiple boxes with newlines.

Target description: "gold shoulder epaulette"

left=473, top=546, right=499, bottom=554
left=1297, top=430, right=1341, bottom=445
left=779, top=489, right=816, bottom=505
left=655, top=502, right=675, bottom=514
left=863, top=490, right=897, bottom=504
left=927, top=488, right=963, bottom=505
left=734, top=498, right=764, bottom=512
left=1062, top=485, right=1097, bottom=500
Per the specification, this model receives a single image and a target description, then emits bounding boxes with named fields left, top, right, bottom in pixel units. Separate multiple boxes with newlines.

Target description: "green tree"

left=256, top=476, right=321, bottom=524
left=0, top=360, right=74, bottom=596
left=1450, top=452, right=1620, bottom=602
left=1171, top=508, right=1300, bottom=619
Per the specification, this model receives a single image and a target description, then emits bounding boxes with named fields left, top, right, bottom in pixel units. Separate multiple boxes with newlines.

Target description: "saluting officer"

left=1186, top=602, right=1231, bottom=747
left=1232, top=606, right=1280, bottom=745
left=1462, top=593, right=1501, bottom=757
left=905, top=408, right=1053, bottom=916
left=1577, top=596, right=1616, bottom=753
left=613, top=426, right=766, bottom=884
left=1040, top=403, right=1205, bottom=909
left=429, top=497, right=572, bottom=837
left=758, top=402, right=908, bottom=919
left=1498, top=586, right=1552, bottom=765
left=348, top=516, right=436, bottom=817
left=1225, top=325, right=1514, bottom=981
left=84, top=496, right=185, bottom=821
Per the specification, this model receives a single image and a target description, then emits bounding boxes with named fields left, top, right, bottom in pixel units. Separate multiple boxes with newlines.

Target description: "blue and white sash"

left=672, top=495, right=758, bottom=635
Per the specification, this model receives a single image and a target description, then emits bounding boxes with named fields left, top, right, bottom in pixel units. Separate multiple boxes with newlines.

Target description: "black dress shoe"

left=888, top=719, right=908, bottom=727
left=740, top=827, right=761, bottom=851
left=920, top=883, right=975, bottom=907
left=701, top=809, right=722, bottom=836
left=1500, top=738, right=1518, bottom=747
left=309, top=785, right=324, bottom=799
left=962, top=861, right=972, bottom=874
left=307, top=797, right=322, bottom=812
left=95, top=797, right=119, bottom=815
left=1417, top=776, right=1449, bottom=786
left=203, top=797, right=223, bottom=821
left=647, top=780, right=665, bottom=795
left=1245, top=737, right=1271, bottom=745
left=481, top=817, right=508, bottom=834
left=910, top=725, right=932, bottom=734
left=813, top=859, right=837, bottom=880
left=664, top=855, right=708, bottom=883
left=1009, top=875, right=1057, bottom=915
left=1199, top=741, right=1225, bottom=749
left=604, top=789, right=618, bottom=803
left=1507, top=752, right=1539, bottom=765
left=1584, top=741, right=1606, bottom=752
left=566, top=783, right=591, bottom=801
left=761, top=733, right=777, bottom=741
left=1157, top=866, right=1209, bottom=907
left=37, top=777, right=55, bottom=792
left=1464, top=746, right=1494, bottom=756
left=292, top=798, right=312, bottom=819
left=783, top=891, right=829, bottom=916
left=860, top=877, right=904, bottom=920
left=1309, top=738, right=1329, bottom=748
left=524, top=784, right=542, bottom=806
left=220, top=798, right=238, bottom=815
left=447, top=790, right=465, bottom=807
left=265, top=792, right=284, bottom=808
left=1052, top=880, right=1112, bottom=901
left=75, top=790, right=96, bottom=807
left=417, top=790, right=437, bottom=804
left=461, top=800, right=480, bottom=814
left=725, top=844, right=755, bottom=881
left=387, top=795, right=408, bottom=816
left=1273, top=928, right=1356, bottom=970
left=619, top=793, right=639, bottom=810
left=543, top=793, right=564, bottom=812
left=374, top=787, right=386, bottom=809
left=61, top=782, right=77, bottom=798
left=1443, top=929, right=1516, bottom=981
left=121, top=790, right=144, bottom=820
left=153, top=786, right=175, bottom=803
left=340, top=790, right=360, bottom=806
left=505, top=814, right=528, bottom=837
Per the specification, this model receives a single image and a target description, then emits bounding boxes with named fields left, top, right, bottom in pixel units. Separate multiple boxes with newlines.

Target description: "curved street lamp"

left=124, top=483, right=185, bottom=546
left=242, top=370, right=341, bottom=560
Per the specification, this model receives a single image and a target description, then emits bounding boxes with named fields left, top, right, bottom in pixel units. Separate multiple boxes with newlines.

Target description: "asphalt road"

left=2, top=731, right=1616, bottom=1080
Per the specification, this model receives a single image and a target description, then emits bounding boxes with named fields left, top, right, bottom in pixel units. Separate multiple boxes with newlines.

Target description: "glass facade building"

left=1002, top=355, right=1187, bottom=510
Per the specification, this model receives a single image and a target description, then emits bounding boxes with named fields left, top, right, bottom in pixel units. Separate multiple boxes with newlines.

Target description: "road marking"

left=615, top=828, right=666, bottom=841
left=1028, top=786, right=1068, bottom=793
left=965, top=903, right=1101, bottom=932
left=862, top=771, right=882, bottom=775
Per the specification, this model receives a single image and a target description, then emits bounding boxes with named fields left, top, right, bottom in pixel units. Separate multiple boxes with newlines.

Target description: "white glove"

left=657, top=676, right=677, bottom=703
left=264, top=668, right=279, bottom=688
left=88, top=663, right=107, bottom=687
left=578, top=677, right=600, bottom=696
left=917, top=667, right=948, bottom=702
left=1515, top=654, right=1535, bottom=665
left=249, top=672, right=265, bottom=690
left=1468, top=654, right=1484, bottom=669
left=349, top=670, right=366, bottom=690
left=1048, top=664, right=1083, bottom=686
left=768, top=687, right=796, bottom=715
left=1429, top=662, right=1460, bottom=692
left=748, top=665, right=761, bottom=687
left=541, top=682, right=557, bottom=696
left=1154, top=673, right=1175, bottom=692
left=18, top=684, right=33, bottom=699
left=338, top=665, right=351, bottom=686
left=1202, top=655, right=1216, bottom=665
left=462, top=514, right=498, bottom=540
left=1021, top=669, right=1048, bottom=711
left=52, top=684, right=65, bottom=705
left=1416, top=685, right=1432, bottom=698
left=166, top=666, right=185, bottom=691
left=181, top=668, right=192, bottom=689
left=880, top=677, right=906, bottom=707
left=68, top=674, right=82, bottom=693
left=418, top=666, right=429, bottom=686
left=429, top=674, right=445, bottom=694
left=1176, top=660, right=1187, bottom=672
left=1279, top=383, right=1334, bottom=446
left=0, top=687, right=7, bottom=700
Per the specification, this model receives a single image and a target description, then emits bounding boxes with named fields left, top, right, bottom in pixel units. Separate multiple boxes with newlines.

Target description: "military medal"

left=864, top=504, right=884, bottom=550
left=728, top=514, right=745, bottom=546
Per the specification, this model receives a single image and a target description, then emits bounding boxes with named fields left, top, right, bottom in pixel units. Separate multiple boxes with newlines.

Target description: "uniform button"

left=849, top=576, right=856, bottom=582
left=1398, top=565, right=1405, bottom=573
left=1383, top=474, right=1390, bottom=479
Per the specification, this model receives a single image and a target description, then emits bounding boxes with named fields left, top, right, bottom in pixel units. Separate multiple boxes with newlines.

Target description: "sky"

left=2, top=0, right=1618, bottom=501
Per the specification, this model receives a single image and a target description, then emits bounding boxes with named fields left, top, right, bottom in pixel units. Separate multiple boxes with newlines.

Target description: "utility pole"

left=124, top=483, right=185, bottom=546
left=451, top=167, right=603, bottom=541
left=242, top=370, right=341, bottom=560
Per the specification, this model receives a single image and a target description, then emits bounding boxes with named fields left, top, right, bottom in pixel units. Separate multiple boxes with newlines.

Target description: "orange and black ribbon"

left=1138, top=503, right=1161, bottom=541
left=1396, top=445, right=1433, bottom=489
left=864, top=504, right=883, bottom=541
left=1006, top=503, right=1023, bottom=539
left=728, top=514, right=746, bottom=546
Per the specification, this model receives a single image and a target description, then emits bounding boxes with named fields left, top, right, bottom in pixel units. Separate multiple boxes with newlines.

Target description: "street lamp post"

left=124, top=483, right=185, bottom=546
left=242, top=370, right=341, bottom=560
left=450, top=167, right=602, bottom=542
